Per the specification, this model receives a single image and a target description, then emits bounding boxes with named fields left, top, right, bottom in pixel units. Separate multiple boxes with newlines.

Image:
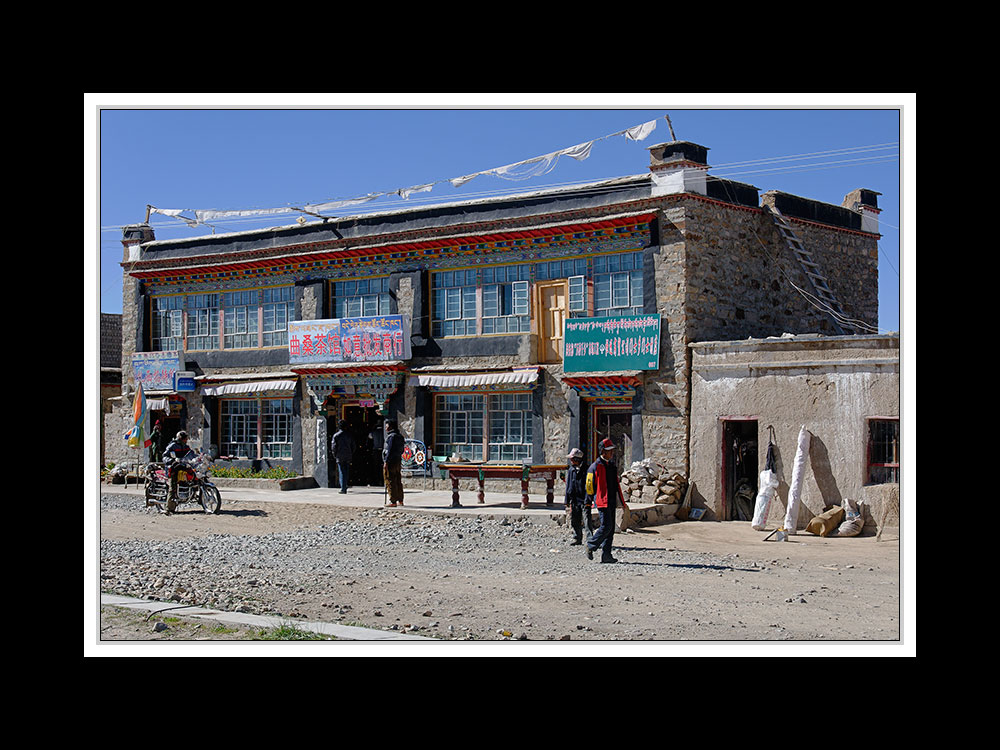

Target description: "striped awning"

left=409, top=368, right=539, bottom=389
left=200, top=379, right=298, bottom=397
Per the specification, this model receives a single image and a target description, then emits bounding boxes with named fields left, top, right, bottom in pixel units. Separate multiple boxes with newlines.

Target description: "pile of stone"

left=621, top=459, right=688, bottom=506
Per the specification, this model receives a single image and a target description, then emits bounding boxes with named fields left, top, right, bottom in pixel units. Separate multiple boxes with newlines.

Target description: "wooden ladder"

left=765, top=205, right=852, bottom=334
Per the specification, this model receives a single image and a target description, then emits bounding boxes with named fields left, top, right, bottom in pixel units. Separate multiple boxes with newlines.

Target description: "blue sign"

left=132, top=351, right=182, bottom=391
left=174, top=372, right=197, bottom=392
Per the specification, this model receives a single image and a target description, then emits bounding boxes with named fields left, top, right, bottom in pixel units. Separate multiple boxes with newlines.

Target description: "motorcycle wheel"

left=201, top=484, right=222, bottom=514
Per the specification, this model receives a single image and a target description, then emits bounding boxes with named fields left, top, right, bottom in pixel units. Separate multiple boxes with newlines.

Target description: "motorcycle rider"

left=163, top=430, right=192, bottom=514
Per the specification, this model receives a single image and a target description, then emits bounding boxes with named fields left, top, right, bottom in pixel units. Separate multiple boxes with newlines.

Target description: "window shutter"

left=512, top=281, right=529, bottom=316
left=568, top=275, right=586, bottom=311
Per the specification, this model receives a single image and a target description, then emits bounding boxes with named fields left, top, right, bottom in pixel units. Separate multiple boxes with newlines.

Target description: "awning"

left=200, top=380, right=298, bottom=397
left=147, top=398, right=171, bottom=412
left=409, top=368, right=539, bottom=388
left=561, top=373, right=642, bottom=402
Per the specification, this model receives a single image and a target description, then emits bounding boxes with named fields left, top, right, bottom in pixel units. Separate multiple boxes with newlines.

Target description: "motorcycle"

left=144, top=453, right=222, bottom=514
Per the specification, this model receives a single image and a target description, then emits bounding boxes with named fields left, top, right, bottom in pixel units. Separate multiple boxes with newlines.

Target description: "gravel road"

left=97, top=491, right=903, bottom=645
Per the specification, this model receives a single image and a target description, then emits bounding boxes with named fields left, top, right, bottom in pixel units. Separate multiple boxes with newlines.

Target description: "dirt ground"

left=97, top=498, right=906, bottom=649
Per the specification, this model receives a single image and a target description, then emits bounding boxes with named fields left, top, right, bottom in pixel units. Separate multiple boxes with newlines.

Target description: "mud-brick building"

left=688, top=333, right=900, bottom=532
left=106, top=140, right=883, bottom=497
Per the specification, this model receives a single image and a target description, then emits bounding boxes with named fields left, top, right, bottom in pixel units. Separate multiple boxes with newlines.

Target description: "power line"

left=99, top=142, right=899, bottom=236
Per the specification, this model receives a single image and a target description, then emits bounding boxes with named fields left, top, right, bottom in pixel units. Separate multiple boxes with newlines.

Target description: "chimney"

left=121, top=223, right=155, bottom=262
left=648, top=141, right=710, bottom=197
left=843, top=188, right=881, bottom=234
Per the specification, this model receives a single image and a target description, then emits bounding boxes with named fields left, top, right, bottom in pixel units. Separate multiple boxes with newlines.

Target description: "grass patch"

left=210, top=466, right=298, bottom=480
left=252, top=621, right=335, bottom=641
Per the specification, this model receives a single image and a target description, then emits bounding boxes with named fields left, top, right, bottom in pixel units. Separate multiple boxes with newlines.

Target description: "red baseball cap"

left=600, top=438, right=615, bottom=451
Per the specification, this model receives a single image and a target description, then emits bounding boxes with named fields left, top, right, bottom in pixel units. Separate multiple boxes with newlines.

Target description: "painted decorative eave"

left=127, top=212, right=657, bottom=285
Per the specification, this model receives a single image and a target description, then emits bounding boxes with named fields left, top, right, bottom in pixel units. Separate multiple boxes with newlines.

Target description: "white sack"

left=783, top=426, right=811, bottom=534
left=751, top=469, right=779, bottom=530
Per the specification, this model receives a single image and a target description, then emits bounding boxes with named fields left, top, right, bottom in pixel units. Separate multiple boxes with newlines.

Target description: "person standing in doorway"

left=564, top=448, right=594, bottom=545
left=585, top=438, right=624, bottom=563
left=331, top=420, right=356, bottom=494
left=149, top=420, right=165, bottom=463
left=382, top=419, right=405, bottom=507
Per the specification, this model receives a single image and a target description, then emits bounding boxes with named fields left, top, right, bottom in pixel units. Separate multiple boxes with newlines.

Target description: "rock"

left=153, top=621, right=168, bottom=632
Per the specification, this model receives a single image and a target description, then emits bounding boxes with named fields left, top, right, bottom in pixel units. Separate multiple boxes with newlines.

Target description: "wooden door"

left=537, top=281, right=567, bottom=363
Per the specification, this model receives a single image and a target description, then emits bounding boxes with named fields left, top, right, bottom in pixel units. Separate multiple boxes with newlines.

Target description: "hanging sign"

left=563, top=314, right=660, bottom=373
left=131, top=351, right=182, bottom=391
left=174, top=371, right=197, bottom=392
left=289, top=315, right=411, bottom=365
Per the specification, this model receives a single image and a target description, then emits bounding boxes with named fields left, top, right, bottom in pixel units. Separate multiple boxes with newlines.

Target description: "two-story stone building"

left=106, top=140, right=882, bottom=498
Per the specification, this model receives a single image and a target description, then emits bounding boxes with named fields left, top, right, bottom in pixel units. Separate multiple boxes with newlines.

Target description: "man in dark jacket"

left=382, top=419, right=405, bottom=507
left=331, top=420, right=356, bottom=494
left=564, top=448, right=594, bottom=545
left=585, top=438, right=624, bottom=563
left=163, top=430, right=192, bottom=514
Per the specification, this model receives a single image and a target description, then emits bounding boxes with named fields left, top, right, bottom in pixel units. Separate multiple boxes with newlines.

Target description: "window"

left=432, top=269, right=477, bottom=337
left=535, top=257, right=587, bottom=283
left=568, top=275, right=586, bottom=312
left=221, top=398, right=293, bottom=460
left=435, top=394, right=484, bottom=460
left=488, top=393, right=533, bottom=462
left=482, top=265, right=530, bottom=334
left=434, top=393, right=533, bottom=462
left=867, top=418, right=899, bottom=484
left=221, top=399, right=258, bottom=459
left=150, top=287, right=295, bottom=352
left=262, top=286, right=294, bottom=348
left=261, top=398, right=293, bottom=458
left=333, top=277, right=391, bottom=319
left=186, top=293, right=219, bottom=351
left=151, top=295, right=184, bottom=351
left=223, top=290, right=259, bottom=349
left=593, top=251, right=643, bottom=317
left=430, top=252, right=644, bottom=337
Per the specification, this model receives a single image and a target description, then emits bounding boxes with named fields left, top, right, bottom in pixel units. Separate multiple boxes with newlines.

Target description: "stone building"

left=100, top=313, right=122, bottom=467
left=106, top=140, right=884, bottom=498
left=688, top=333, right=899, bottom=533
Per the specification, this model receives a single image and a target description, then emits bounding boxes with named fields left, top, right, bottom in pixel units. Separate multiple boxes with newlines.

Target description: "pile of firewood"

left=620, top=459, right=688, bottom=505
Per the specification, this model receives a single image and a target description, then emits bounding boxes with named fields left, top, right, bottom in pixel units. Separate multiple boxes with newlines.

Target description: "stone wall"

left=682, top=199, right=878, bottom=342
left=641, top=206, right=690, bottom=474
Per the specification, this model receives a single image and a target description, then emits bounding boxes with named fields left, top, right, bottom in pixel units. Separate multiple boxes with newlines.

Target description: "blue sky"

left=90, top=95, right=909, bottom=333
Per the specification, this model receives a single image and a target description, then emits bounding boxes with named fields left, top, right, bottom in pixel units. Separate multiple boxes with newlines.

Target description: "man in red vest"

left=585, top=438, right=625, bottom=563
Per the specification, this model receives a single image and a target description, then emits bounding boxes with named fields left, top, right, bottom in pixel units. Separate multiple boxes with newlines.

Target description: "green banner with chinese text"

left=563, top=315, right=660, bottom=372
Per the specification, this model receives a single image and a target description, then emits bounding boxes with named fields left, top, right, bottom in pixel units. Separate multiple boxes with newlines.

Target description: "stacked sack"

left=620, top=459, right=688, bottom=505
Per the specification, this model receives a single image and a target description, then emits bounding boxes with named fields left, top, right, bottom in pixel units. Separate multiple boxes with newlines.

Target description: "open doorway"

left=150, top=411, right=181, bottom=460
left=591, top=405, right=632, bottom=468
left=334, top=402, right=383, bottom=487
left=722, top=419, right=758, bottom=521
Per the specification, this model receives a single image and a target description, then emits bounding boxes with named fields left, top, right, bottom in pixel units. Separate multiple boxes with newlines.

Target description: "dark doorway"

left=591, top=405, right=632, bottom=468
left=150, top=411, right=181, bottom=460
left=336, top=403, right=383, bottom=487
left=722, top=419, right=758, bottom=521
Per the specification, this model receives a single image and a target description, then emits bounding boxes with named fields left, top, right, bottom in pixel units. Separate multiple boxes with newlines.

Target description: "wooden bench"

left=439, top=463, right=563, bottom=509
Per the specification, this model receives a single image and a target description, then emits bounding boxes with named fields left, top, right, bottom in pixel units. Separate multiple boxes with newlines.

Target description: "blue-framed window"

left=149, top=285, right=295, bottom=352
left=333, top=276, right=391, bottom=319
left=430, top=251, right=645, bottom=338
left=593, top=251, right=644, bottom=317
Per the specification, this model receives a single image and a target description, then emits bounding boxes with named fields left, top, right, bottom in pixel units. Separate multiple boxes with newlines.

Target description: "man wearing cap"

left=585, top=438, right=624, bottom=563
left=564, top=448, right=594, bottom=545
